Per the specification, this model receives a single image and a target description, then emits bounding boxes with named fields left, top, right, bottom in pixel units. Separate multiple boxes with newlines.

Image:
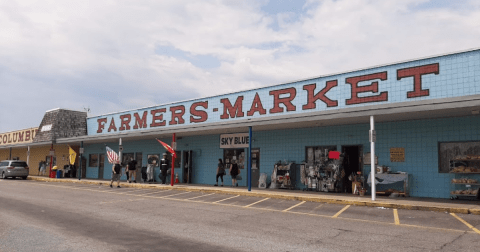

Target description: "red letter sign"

left=302, top=81, right=338, bottom=110
left=247, top=93, right=267, bottom=116
left=397, top=63, right=439, bottom=98
left=220, top=96, right=244, bottom=119
left=346, top=72, right=388, bottom=105
left=119, top=114, right=131, bottom=131
left=97, top=118, right=107, bottom=133
left=190, top=102, right=208, bottom=123
left=150, top=109, right=166, bottom=128
left=169, top=105, right=186, bottom=125
left=269, top=88, right=296, bottom=114
left=133, top=111, right=148, bottom=129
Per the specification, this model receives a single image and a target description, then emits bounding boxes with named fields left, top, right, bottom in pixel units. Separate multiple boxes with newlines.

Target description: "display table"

left=367, top=173, right=409, bottom=197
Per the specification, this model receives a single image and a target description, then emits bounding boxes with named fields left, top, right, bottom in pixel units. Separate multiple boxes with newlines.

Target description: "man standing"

left=159, top=153, right=170, bottom=184
left=110, top=162, right=122, bottom=188
left=127, top=158, right=137, bottom=183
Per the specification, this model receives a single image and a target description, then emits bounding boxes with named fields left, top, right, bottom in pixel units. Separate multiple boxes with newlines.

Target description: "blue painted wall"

left=84, top=115, right=480, bottom=199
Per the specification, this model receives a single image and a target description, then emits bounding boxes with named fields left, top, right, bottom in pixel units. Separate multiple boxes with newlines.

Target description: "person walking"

left=229, top=160, right=239, bottom=187
left=39, top=161, right=46, bottom=176
left=110, top=162, right=122, bottom=188
left=127, top=158, right=137, bottom=183
left=159, top=153, right=170, bottom=184
left=214, top=159, right=225, bottom=186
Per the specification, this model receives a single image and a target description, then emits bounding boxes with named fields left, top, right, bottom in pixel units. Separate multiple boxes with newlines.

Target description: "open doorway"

left=183, top=150, right=193, bottom=183
left=341, top=145, right=363, bottom=193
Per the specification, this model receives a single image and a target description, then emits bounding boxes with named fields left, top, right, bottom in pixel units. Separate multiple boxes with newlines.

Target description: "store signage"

left=88, top=58, right=449, bottom=136
left=390, top=148, right=405, bottom=162
left=41, top=124, right=52, bottom=132
left=0, top=128, right=38, bottom=146
left=220, top=133, right=249, bottom=148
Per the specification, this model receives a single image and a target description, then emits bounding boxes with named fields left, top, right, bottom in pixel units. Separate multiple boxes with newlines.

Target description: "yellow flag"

left=68, top=146, right=76, bottom=165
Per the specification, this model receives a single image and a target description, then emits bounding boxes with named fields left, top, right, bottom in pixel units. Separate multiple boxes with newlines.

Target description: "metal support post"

left=248, top=126, right=252, bottom=191
left=171, top=133, right=176, bottom=186
left=370, top=116, right=376, bottom=201
left=79, top=141, right=83, bottom=180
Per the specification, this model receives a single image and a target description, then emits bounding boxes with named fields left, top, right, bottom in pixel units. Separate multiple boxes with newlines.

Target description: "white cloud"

left=0, top=0, right=479, bottom=132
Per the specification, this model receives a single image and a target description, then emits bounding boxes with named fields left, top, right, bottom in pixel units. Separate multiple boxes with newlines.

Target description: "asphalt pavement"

left=1, top=179, right=480, bottom=251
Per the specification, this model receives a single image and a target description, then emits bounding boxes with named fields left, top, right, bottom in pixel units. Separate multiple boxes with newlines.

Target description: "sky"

left=1, top=0, right=479, bottom=132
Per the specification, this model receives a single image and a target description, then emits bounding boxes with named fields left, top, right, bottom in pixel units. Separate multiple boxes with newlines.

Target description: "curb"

left=28, top=176, right=478, bottom=215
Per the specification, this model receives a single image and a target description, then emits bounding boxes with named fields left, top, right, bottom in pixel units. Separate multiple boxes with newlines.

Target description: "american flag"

left=106, top=146, right=119, bottom=164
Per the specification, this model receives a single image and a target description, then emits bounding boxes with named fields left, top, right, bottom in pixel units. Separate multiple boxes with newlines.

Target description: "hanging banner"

left=220, top=133, right=249, bottom=148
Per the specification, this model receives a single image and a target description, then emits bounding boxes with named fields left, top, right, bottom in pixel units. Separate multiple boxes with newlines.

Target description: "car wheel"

left=1, top=172, right=5, bottom=179
left=22, top=176, right=27, bottom=180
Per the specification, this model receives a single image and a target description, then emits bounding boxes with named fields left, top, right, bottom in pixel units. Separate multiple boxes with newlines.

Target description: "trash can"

left=56, top=169, right=63, bottom=178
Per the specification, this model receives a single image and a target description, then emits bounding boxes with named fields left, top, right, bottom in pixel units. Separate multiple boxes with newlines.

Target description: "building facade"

left=58, top=49, right=480, bottom=199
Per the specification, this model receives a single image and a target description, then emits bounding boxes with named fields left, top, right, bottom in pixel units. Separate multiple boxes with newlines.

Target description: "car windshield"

left=11, top=162, right=28, bottom=167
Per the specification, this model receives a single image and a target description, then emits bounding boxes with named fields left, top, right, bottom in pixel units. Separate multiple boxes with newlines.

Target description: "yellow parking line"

left=185, top=193, right=214, bottom=200
left=244, top=198, right=269, bottom=208
left=450, top=213, right=480, bottom=235
left=282, top=201, right=306, bottom=212
left=393, top=209, right=400, bottom=225
left=332, top=205, right=350, bottom=218
left=213, top=195, right=239, bottom=203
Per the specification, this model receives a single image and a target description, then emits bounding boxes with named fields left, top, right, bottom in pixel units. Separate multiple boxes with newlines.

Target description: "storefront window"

left=224, top=149, right=245, bottom=169
left=438, top=141, right=480, bottom=173
left=147, top=154, right=160, bottom=167
left=305, top=146, right=337, bottom=163
left=89, top=154, right=98, bottom=167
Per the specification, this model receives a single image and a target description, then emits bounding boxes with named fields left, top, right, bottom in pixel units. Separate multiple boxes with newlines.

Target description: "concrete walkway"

left=27, top=176, right=480, bottom=215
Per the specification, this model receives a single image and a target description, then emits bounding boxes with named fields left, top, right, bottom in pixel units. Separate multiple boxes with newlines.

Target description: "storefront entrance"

left=183, top=150, right=193, bottom=183
left=341, top=145, right=363, bottom=193
left=98, top=154, right=105, bottom=179
left=251, top=149, right=260, bottom=187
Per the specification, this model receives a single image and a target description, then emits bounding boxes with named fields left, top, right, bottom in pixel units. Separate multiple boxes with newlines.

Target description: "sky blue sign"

left=87, top=50, right=480, bottom=136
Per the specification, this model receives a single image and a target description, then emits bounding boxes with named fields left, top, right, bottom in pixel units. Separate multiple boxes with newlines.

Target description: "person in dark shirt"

left=159, top=153, right=170, bottom=184
left=127, top=158, right=137, bottom=183
left=110, top=162, right=122, bottom=188
left=229, top=160, right=239, bottom=187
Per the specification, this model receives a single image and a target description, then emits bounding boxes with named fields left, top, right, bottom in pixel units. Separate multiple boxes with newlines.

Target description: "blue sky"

left=1, top=0, right=480, bottom=132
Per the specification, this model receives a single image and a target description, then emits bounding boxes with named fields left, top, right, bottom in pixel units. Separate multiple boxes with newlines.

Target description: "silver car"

left=0, top=160, right=29, bottom=180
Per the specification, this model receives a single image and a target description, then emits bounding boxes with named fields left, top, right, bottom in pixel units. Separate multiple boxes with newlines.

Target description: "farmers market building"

left=57, top=48, right=480, bottom=199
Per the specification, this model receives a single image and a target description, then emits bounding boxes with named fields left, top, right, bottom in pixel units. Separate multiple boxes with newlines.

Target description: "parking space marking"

left=137, top=191, right=167, bottom=196
left=393, top=209, right=400, bottom=225
left=332, top=205, right=350, bottom=218
left=100, top=198, right=146, bottom=204
left=185, top=193, right=215, bottom=200
left=213, top=195, right=239, bottom=203
left=282, top=201, right=306, bottom=212
left=158, top=191, right=191, bottom=198
left=21, top=181, right=480, bottom=235
left=244, top=198, right=269, bottom=208
left=450, top=213, right=480, bottom=235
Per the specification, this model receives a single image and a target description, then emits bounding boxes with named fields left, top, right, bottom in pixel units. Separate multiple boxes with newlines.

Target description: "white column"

left=119, top=138, right=123, bottom=162
left=370, top=116, right=376, bottom=201
left=27, top=146, right=30, bottom=166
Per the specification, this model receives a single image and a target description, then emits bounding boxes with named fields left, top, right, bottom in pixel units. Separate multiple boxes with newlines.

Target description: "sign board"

left=41, top=124, right=52, bottom=132
left=0, top=128, right=38, bottom=146
left=79, top=148, right=84, bottom=154
left=49, top=150, right=55, bottom=156
left=364, top=152, right=378, bottom=165
left=220, top=133, right=249, bottom=148
left=390, top=147, right=405, bottom=162
left=369, top=130, right=376, bottom=143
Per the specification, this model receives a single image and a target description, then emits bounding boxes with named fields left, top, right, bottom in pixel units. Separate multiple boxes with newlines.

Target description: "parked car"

left=0, top=160, right=29, bottom=180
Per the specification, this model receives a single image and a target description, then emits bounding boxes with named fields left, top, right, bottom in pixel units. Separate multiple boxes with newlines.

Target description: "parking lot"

left=29, top=180, right=480, bottom=236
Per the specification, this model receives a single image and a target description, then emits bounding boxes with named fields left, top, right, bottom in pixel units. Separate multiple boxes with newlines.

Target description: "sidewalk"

left=28, top=176, right=480, bottom=215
